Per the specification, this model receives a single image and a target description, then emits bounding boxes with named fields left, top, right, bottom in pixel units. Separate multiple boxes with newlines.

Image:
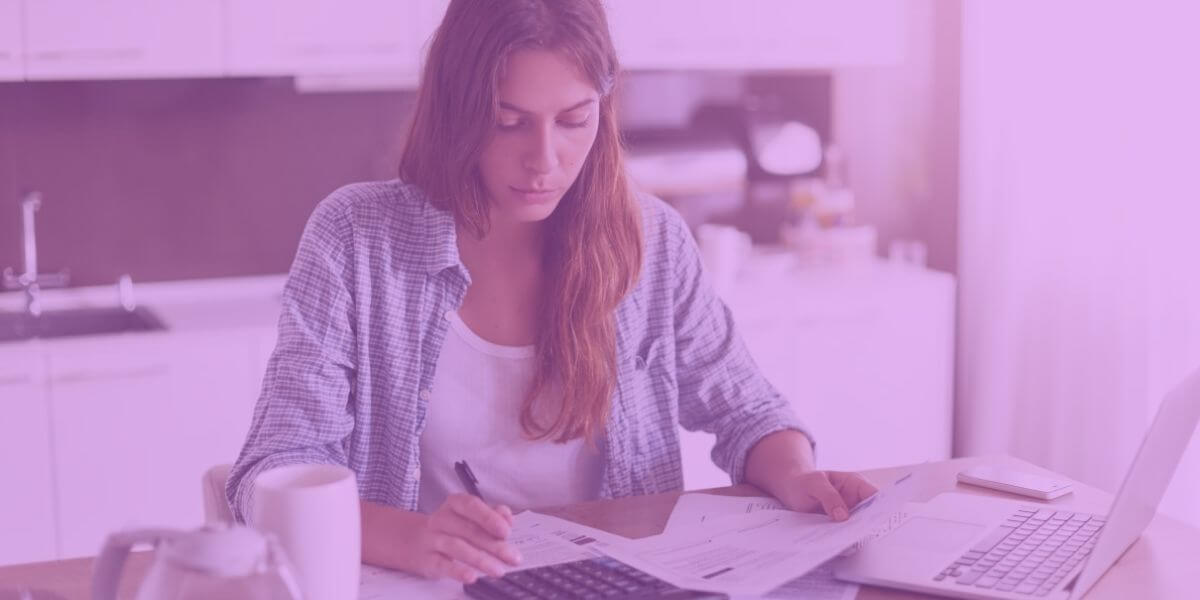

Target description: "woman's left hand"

left=771, top=470, right=879, bottom=522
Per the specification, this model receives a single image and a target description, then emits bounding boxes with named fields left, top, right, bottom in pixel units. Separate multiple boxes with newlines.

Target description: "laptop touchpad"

left=880, top=517, right=983, bottom=553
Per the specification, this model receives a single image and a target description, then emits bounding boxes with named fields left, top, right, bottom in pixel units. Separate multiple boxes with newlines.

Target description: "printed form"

left=664, top=493, right=859, bottom=600
left=597, top=472, right=925, bottom=596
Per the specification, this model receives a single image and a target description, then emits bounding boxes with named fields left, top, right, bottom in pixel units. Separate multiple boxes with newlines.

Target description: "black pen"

left=454, top=460, right=487, bottom=503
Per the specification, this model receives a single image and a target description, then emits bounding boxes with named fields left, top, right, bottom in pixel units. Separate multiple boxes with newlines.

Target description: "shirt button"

left=419, top=388, right=431, bottom=401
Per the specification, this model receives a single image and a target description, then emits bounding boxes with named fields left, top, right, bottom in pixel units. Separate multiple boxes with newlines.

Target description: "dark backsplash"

left=0, top=73, right=832, bottom=287
left=0, top=78, right=414, bottom=286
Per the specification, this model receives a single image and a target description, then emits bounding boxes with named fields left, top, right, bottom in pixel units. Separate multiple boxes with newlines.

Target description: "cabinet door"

left=751, top=0, right=907, bottom=69
left=23, top=0, right=223, bottom=80
left=719, top=264, right=955, bottom=473
left=46, top=337, right=175, bottom=558
left=226, top=0, right=427, bottom=78
left=607, top=0, right=906, bottom=70
left=0, top=346, right=57, bottom=566
left=46, top=331, right=262, bottom=559
left=0, top=0, right=22, bottom=80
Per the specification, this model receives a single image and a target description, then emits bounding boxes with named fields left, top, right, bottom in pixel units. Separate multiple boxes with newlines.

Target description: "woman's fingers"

left=496, top=504, right=515, bottom=526
left=805, top=473, right=851, bottom=521
left=434, top=510, right=522, bottom=565
left=778, top=471, right=856, bottom=520
left=831, top=472, right=880, bottom=507
left=424, top=551, right=482, bottom=584
left=448, top=494, right=512, bottom=538
left=431, top=534, right=510, bottom=578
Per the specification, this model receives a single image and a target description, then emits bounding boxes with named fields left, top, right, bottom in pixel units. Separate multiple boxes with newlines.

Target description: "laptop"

left=834, top=365, right=1200, bottom=599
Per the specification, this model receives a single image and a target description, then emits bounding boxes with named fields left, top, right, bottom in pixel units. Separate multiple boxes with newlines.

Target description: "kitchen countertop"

left=0, top=274, right=286, bottom=345
left=0, top=253, right=953, bottom=347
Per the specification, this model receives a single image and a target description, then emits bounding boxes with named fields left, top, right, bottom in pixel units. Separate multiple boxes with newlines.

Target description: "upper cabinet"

left=606, top=0, right=907, bottom=70
left=22, top=0, right=223, bottom=80
left=226, top=0, right=446, bottom=81
left=1, top=0, right=906, bottom=82
left=0, top=0, right=22, bottom=80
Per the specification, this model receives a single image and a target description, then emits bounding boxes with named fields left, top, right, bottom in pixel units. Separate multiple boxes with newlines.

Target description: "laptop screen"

left=1070, top=366, right=1200, bottom=599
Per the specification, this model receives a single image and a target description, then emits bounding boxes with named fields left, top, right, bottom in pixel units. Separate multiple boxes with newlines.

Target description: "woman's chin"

left=496, top=199, right=561, bottom=224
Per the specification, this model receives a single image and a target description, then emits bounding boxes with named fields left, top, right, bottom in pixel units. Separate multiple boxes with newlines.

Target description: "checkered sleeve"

left=668, top=215, right=814, bottom=485
left=226, top=193, right=359, bottom=523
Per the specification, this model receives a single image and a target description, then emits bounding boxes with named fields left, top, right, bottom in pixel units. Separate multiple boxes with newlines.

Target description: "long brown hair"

left=399, top=0, right=642, bottom=443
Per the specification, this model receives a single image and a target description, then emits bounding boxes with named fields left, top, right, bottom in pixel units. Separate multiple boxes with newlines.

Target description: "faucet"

left=3, top=191, right=70, bottom=317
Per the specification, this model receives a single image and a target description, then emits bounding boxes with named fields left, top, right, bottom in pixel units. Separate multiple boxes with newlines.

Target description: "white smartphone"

left=956, top=465, right=1074, bottom=500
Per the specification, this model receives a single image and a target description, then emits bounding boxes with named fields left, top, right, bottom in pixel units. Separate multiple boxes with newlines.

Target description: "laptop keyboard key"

left=956, top=569, right=988, bottom=585
left=970, top=526, right=1018, bottom=553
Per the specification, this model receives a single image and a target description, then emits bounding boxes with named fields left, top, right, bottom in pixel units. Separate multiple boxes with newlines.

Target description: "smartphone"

left=956, top=465, right=1074, bottom=500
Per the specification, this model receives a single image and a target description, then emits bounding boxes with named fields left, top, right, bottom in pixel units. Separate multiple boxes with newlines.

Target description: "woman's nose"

left=522, top=127, right=558, bottom=174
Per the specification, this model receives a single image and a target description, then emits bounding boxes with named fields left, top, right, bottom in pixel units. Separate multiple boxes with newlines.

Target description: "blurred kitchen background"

left=2, top=0, right=1198, bottom=568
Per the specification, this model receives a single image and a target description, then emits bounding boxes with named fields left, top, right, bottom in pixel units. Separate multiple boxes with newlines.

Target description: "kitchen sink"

left=0, top=306, right=166, bottom=341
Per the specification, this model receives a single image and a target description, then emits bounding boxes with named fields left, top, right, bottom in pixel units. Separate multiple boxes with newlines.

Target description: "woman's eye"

left=558, top=118, right=589, bottom=129
left=497, top=119, right=524, bottom=130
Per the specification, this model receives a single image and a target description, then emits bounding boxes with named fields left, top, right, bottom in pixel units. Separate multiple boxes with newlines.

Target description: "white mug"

left=251, top=464, right=361, bottom=600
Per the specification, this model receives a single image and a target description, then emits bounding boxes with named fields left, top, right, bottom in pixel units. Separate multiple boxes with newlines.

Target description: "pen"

left=454, top=460, right=487, bottom=503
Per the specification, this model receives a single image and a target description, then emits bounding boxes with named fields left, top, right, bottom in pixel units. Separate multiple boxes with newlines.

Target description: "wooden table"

left=3, top=456, right=1198, bottom=599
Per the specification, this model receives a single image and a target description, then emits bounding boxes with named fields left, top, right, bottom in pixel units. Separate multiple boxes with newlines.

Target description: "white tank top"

left=417, top=310, right=604, bottom=513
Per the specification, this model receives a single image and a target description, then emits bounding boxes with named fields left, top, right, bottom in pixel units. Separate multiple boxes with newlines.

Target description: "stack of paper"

left=596, top=471, right=924, bottom=597
left=358, top=472, right=924, bottom=599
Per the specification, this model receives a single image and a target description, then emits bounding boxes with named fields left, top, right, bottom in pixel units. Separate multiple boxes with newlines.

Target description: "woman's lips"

left=510, top=186, right=560, bottom=203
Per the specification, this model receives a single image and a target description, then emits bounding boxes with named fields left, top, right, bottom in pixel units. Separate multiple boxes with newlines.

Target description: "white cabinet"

left=0, top=0, right=22, bottom=80
left=678, top=259, right=955, bottom=489
left=22, top=0, right=223, bottom=80
left=0, top=345, right=57, bottom=565
left=46, top=336, right=175, bottom=559
left=226, top=0, right=446, bottom=79
left=44, top=331, right=259, bottom=559
left=607, top=0, right=907, bottom=70
left=5, top=0, right=906, bottom=81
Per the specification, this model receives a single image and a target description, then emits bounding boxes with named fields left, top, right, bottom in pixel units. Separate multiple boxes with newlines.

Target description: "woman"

left=227, top=0, right=876, bottom=584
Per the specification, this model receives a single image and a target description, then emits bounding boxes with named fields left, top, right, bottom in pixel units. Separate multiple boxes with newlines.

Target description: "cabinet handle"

left=31, top=48, right=144, bottom=62
left=50, top=364, right=169, bottom=383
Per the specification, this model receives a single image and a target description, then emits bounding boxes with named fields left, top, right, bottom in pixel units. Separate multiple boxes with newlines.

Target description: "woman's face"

left=478, top=48, right=601, bottom=226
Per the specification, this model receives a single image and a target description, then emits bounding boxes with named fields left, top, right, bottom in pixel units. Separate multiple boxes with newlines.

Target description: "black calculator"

left=463, top=556, right=728, bottom=599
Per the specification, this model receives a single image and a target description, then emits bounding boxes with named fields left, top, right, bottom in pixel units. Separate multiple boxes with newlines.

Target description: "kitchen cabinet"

left=22, top=0, right=223, bottom=80
left=0, top=345, right=57, bottom=565
left=4, top=0, right=907, bottom=82
left=606, top=0, right=907, bottom=70
left=678, top=258, right=955, bottom=489
left=44, top=330, right=260, bottom=559
left=0, top=0, right=22, bottom=80
left=46, top=335, right=175, bottom=559
left=225, top=0, right=447, bottom=80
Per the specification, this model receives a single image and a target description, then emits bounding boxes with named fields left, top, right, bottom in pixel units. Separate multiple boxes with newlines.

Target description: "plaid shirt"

left=227, top=180, right=809, bottom=521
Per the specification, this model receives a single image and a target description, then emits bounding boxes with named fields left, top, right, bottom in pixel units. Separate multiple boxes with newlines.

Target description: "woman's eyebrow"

left=498, top=98, right=596, bottom=114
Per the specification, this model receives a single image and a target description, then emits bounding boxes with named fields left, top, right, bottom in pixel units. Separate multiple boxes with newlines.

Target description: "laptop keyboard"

left=463, top=556, right=726, bottom=599
left=934, top=507, right=1105, bottom=596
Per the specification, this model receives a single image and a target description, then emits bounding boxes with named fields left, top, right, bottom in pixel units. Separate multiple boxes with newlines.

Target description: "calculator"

left=463, top=556, right=727, bottom=599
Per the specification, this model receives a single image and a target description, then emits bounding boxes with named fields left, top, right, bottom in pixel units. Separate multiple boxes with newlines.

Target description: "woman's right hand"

left=404, top=493, right=522, bottom=583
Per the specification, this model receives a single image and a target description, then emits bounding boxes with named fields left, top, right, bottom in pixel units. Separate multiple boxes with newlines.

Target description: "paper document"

left=598, top=471, right=927, bottom=596
left=505, top=510, right=625, bottom=569
left=664, top=493, right=859, bottom=599
left=663, top=493, right=787, bottom=532
left=359, top=564, right=466, bottom=600
left=734, top=563, right=859, bottom=600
